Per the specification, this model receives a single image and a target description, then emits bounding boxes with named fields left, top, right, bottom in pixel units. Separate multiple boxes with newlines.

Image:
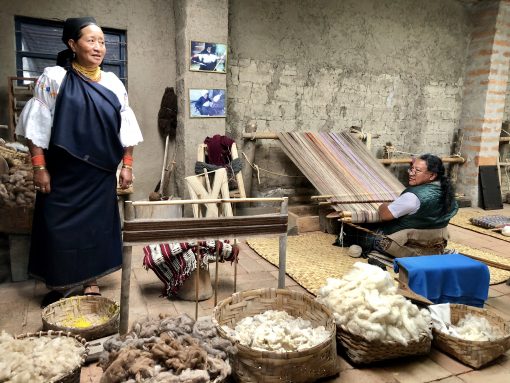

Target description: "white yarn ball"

left=501, top=225, right=510, bottom=237
left=348, top=245, right=363, bottom=258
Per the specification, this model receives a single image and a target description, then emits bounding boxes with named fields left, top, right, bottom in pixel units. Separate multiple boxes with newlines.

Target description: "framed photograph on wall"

left=190, top=41, right=227, bottom=73
left=189, top=88, right=226, bottom=118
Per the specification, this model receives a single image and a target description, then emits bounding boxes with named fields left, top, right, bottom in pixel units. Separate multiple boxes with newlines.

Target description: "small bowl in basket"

left=212, top=288, right=340, bottom=383
left=15, top=330, right=89, bottom=383
left=42, top=295, right=120, bottom=341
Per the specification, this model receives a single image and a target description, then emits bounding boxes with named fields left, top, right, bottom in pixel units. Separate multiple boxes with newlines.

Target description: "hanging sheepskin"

left=99, top=314, right=235, bottom=383
left=317, top=262, right=432, bottom=345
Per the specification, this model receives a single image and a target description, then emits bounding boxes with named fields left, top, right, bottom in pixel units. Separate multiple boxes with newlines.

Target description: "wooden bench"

left=120, top=197, right=288, bottom=334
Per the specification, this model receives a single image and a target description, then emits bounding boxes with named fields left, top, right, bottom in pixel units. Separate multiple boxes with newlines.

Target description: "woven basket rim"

left=337, top=323, right=432, bottom=346
left=41, top=295, right=120, bottom=334
left=14, top=330, right=89, bottom=383
left=212, top=287, right=337, bottom=357
left=431, top=304, right=510, bottom=345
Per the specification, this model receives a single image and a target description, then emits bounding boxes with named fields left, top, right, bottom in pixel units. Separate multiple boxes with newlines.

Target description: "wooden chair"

left=119, top=197, right=288, bottom=334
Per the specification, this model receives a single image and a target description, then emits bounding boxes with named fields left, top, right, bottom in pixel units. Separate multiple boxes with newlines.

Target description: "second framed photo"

left=189, top=89, right=226, bottom=118
left=190, top=41, right=227, bottom=73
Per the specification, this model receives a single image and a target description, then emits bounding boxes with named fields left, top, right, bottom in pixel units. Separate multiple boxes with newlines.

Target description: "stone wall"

left=227, top=0, right=472, bottom=195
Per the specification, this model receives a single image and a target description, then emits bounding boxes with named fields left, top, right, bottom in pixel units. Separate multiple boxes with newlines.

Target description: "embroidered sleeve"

left=116, top=82, right=143, bottom=147
left=15, top=67, right=64, bottom=149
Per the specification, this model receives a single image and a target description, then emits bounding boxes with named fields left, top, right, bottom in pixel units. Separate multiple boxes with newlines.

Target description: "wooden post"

left=119, top=201, right=135, bottom=335
left=119, top=245, right=132, bottom=335
left=214, top=243, right=220, bottom=307
left=241, top=122, right=258, bottom=199
left=278, top=197, right=288, bottom=289
left=195, top=246, right=200, bottom=320
left=233, top=238, right=238, bottom=293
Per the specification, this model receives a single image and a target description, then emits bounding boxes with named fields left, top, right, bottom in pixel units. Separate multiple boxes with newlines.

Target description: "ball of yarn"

left=502, top=225, right=510, bottom=237
left=348, top=245, right=363, bottom=258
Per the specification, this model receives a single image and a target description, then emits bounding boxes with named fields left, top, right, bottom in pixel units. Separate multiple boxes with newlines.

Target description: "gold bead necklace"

left=72, top=61, right=101, bottom=82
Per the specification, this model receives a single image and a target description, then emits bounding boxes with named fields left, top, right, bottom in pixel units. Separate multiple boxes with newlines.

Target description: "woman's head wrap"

left=57, top=17, right=98, bottom=67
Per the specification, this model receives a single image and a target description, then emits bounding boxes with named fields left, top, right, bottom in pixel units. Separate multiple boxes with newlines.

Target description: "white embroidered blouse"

left=15, top=66, right=143, bottom=149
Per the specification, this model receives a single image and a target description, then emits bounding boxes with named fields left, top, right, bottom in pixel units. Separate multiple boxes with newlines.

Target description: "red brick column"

left=457, top=0, right=510, bottom=206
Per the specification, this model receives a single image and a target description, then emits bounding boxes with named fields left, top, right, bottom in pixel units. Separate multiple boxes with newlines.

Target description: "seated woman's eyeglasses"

left=408, top=167, right=426, bottom=175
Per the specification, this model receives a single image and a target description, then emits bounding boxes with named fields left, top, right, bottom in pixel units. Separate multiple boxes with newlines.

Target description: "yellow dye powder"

left=61, top=314, right=109, bottom=329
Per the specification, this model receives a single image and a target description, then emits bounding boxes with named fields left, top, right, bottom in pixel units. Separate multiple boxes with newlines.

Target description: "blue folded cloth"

left=394, top=254, right=489, bottom=307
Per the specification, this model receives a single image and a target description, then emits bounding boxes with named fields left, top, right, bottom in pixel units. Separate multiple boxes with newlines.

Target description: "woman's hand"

left=119, top=167, right=133, bottom=189
left=34, top=168, right=51, bottom=194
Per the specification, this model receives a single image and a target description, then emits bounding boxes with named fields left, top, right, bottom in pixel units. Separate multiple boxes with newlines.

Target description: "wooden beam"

left=123, top=223, right=288, bottom=243
left=380, top=156, right=465, bottom=165
left=129, top=197, right=285, bottom=206
left=124, top=215, right=287, bottom=231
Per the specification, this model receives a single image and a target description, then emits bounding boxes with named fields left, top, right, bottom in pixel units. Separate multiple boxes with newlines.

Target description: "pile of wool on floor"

left=99, top=314, right=235, bottom=383
left=221, top=309, right=330, bottom=352
left=317, top=262, right=432, bottom=345
left=0, top=331, right=85, bottom=383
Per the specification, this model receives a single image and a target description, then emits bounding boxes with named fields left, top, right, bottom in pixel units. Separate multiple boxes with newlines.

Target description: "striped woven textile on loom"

left=277, top=131, right=405, bottom=223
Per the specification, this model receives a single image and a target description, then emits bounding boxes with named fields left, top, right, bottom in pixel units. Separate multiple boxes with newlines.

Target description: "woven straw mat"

left=246, top=233, right=510, bottom=295
left=247, top=232, right=371, bottom=295
left=450, top=209, right=510, bottom=243
left=448, top=241, right=510, bottom=284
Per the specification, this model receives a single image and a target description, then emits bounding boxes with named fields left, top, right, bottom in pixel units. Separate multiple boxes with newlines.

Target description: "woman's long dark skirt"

left=28, top=146, right=122, bottom=289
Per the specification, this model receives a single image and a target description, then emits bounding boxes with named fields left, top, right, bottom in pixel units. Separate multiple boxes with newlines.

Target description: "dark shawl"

left=28, top=69, right=124, bottom=289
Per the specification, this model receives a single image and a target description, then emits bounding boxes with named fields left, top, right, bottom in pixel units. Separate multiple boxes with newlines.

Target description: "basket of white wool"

left=213, top=287, right=340, bottom=382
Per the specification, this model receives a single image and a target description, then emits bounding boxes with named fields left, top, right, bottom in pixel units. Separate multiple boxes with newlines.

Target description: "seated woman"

left=339, top=154, right=458, bottom=256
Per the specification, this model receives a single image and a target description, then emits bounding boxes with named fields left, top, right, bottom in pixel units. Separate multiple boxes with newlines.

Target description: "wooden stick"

left=195, top=246, right=200, bottom=321
left=233, top=238, right=238, bottom=293
left=214, top=243, right=219, bottom=307
left=380, top=156, right=465, bottom=165
left=119, top=245, right=132, bottom=335
left=159, top=134, right=169, bottom=196
left=278, top=198, right=288, bottom=289
left=129, top=197, right=286, bottom=206
left=243, top=132, right=278, bottom=140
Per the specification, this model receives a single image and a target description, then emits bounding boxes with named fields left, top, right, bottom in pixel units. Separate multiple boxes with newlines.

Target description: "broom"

left=149, top=87, right=178, bottom=201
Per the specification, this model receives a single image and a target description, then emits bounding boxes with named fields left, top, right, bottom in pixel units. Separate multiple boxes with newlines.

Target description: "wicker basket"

left=212, top=288, right=339, bottom=383
left=432, top=304, right=510, bottom=368
left=337, top=325, right=432, bottom=364
left=14, top=330, right=89, bottom=383
left=42, top=295, right=120, bottom=341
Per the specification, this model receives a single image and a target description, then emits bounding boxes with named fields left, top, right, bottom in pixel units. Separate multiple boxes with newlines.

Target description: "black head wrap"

left=57, top=17, right=98, bottom=67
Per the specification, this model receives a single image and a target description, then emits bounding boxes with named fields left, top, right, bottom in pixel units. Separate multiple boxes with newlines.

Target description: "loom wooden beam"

left=242, top=131, right=381, bottom=141
left=380, top=156, right=465, bottom=165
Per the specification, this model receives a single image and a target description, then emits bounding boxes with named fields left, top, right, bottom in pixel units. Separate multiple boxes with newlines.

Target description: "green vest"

left=381, top=183, right=458, bottom=235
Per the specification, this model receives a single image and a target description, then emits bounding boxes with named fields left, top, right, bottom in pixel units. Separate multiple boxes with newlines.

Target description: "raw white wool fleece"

left=316, top=262, right=432, bottom=345
left=221, top=310, right=331, bottom=352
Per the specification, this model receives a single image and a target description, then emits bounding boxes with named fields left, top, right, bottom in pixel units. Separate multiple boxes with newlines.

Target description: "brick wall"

left=456, top=1, right=510, bottom=205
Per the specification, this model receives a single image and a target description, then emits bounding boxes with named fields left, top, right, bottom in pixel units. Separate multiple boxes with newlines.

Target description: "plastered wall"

left=0, top=0, right=175, bottom=201
left=227, top=0, right=472, bottom=195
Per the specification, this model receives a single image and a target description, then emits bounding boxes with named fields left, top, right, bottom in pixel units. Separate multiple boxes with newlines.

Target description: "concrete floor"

left=1, top=206, right=510, bottom=382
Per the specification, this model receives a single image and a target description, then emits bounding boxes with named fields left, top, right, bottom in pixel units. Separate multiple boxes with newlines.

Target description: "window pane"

left=105, top=34, right=121, bottom=61
left=22, top=57, right=55, bottom=78
left=16, top=17, right=127, bottom=84
left=19, top=23, right=65, bottom=55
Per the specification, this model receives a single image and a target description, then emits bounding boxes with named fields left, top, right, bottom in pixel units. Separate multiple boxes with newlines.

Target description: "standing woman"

left=16, top=17, right=143, bottom=306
